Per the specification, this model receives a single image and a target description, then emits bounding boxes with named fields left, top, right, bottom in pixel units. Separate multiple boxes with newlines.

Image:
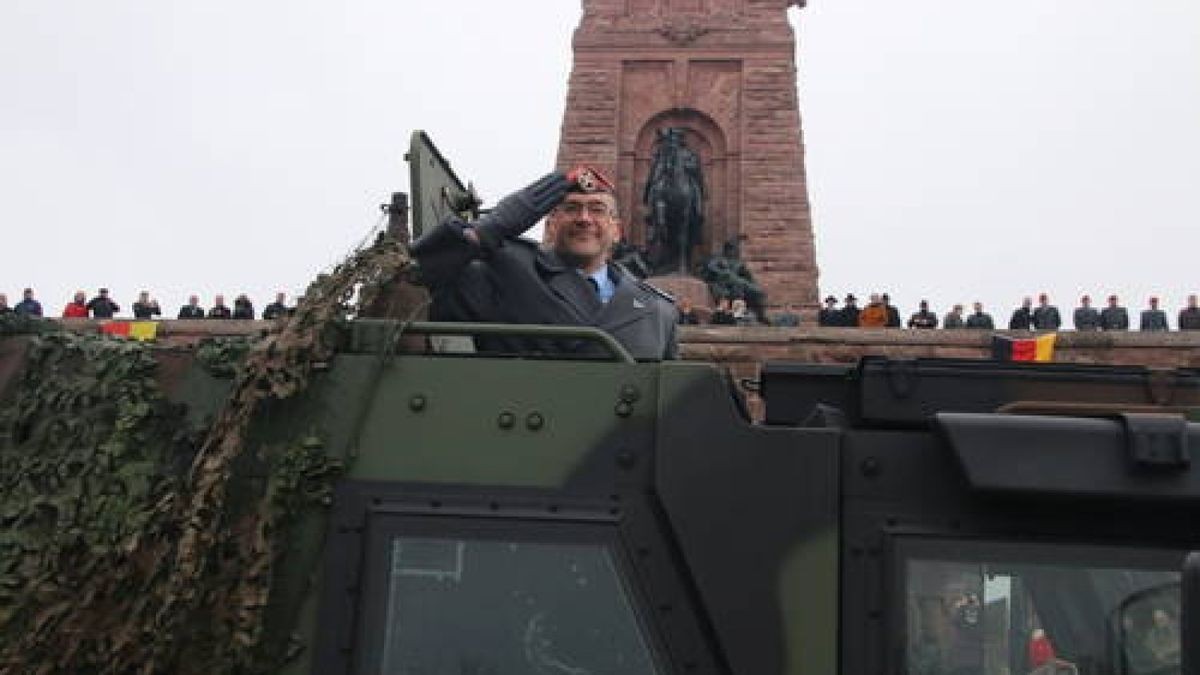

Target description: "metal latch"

left=1120, top=413, right=1191, bottom=470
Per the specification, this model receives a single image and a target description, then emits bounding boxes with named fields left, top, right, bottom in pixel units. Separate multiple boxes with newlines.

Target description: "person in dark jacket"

left=1008, top=297, right=1033, bottom=330
left=1073, top=295, right=1100, bottom=331
left=0, top=294, right=10, bottom=314
left=908, top=300, right=938, bottom=329
left=232, top=294, right=255, bottom=320
left=838, top=294, right=860, bottom=328
left=882, top=293, right=902, bottom=328
left=178, top=295, right=205, bottom=319
left=1140, top=297, right=1169, bottom=331
left=86, top=288, right=119, bottom=318
left=965, top=302, right=994, bottom=329
left=817, top=295, right=840, bottom=327
left=262, top=292, right=289, bottom=320
left=208, top=295, right=232, bottom=319
left=132, top=291, right=161, bottom=320
left=1179, top=295, right=1200, bottom=331
left=14, top=288, right=42, bottom=317
left=1099, top=295, right=1129, bottom=331
left=943, top=304, right=965, bottom=329
left=1032, top=293, right=1061, bottom=330
left=411, top=167, right=678, bottom=360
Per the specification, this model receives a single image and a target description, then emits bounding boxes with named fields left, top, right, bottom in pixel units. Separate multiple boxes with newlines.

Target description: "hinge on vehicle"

left=1120, top=412, right=1191, bottom=470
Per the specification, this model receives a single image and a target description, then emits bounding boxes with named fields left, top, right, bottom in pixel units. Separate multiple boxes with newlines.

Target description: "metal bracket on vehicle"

left=1120, top=412, right=1191, bottom=470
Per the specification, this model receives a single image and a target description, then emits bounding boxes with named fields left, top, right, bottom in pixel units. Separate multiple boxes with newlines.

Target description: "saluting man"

left=411, top=167, right=678, bottom=360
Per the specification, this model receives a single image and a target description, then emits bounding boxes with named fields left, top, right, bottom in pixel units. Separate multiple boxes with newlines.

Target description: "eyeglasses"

left=556, top=201, right=613, bottom=218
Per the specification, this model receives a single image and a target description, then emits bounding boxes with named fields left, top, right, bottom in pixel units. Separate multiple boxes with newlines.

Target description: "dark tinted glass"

left=373, top=536, right=660, bottom=675
left=902, top=541, right=1181, bottom=675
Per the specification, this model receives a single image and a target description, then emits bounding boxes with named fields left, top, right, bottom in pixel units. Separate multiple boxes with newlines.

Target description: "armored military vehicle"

left=0, top=134, right=1195, bottom=674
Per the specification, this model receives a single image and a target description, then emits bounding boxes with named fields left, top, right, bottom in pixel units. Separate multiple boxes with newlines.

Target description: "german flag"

left=99, top=321, right=159, bottom=342
left=992, top=333, right=1056, bottom=362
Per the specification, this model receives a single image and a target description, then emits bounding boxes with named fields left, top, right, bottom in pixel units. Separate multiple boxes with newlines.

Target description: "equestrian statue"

left=642, top=127, right=705, bottom=274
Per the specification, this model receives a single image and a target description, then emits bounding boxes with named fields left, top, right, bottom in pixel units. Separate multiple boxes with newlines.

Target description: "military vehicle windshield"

left=355, top=517, right=661, bottom=674
left=902, top=539, right=1181, bottom=675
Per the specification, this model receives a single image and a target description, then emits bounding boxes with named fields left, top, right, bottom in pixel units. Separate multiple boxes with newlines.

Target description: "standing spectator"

left=86, top=288, right=120, bottom=319
left=208, top=295, right=232, bottom=319
left=858, top=293, right=888, bottom=328
left=1009, top=297, right=1033, bottom=330
left=62, top=291, right=89, bottom=318
left=262, top=292, right=290, bottom=320
left=1032, top=293, right=1062, bottom=330
left=882, top=293, right=902, bottom=328
left=676, top=297, right=701, bottom=325
left=14, top=288, right=43, bottom=317
left=943, top=304, right=966, bottom=329
left=0, top=294, right=10, bottom=314
left=839, top=294, right=860, bottom=328
left=1073, top=295, right=1100, bottom=331
left=1178, top=295, right=1200, bottom=331
left=178, top=295, right=205, bottom=319
left=908, top=300, right=938, bottom=329
left=232, top=294, right=255, bottom=320
left=1100, top=295, right=1130, bottom=331
left=818, top=295, right=840, bottom=327
left=965, top=302, right=995, bottom=329
left=1140, top=297, right=1169, bottom=331
left=132, top=291, right=161, bottom=320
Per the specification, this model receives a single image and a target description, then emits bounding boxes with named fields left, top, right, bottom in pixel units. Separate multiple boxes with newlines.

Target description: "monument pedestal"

left=646, top=273, right=712, bottom=309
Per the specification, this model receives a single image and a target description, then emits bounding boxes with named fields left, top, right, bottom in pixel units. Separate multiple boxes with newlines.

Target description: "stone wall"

left=12, top=321, right=1200, bottom=419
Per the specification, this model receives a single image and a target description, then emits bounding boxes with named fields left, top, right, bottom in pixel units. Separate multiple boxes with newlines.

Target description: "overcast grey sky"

left=2, top=1, right=1198, bottom=324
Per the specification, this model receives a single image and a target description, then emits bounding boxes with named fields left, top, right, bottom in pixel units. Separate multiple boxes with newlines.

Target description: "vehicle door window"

left=900, top=539, right=1181, bottom=675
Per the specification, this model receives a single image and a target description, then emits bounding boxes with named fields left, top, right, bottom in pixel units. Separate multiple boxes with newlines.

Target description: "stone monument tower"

left=556, top=0, right=818, bottom=312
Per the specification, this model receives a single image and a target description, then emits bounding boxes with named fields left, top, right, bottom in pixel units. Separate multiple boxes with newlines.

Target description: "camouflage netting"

left=0, top=233, right=415, bottom=673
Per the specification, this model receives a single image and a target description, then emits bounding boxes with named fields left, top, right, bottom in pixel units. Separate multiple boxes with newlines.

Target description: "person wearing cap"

left=1178, top=295, right=1200, bottom=331
left=1073, top=295, right=1100, bottom=331
left=1031, top=293, right=1061, bottom=330
left=410, top=167, right=678, bottom=360
left=817, top=295, right=840, bottom=327
left=1099, top=295, right=1129, bottom=331
left=838, top=294, right=860, bottom=327
left=14, top=288, right=42, bottom=317
left=86, top=288, right=120, bottom=319
left=908, top=300, right=938, bottom=329
left=1139, top=297, right=1169, bottom=331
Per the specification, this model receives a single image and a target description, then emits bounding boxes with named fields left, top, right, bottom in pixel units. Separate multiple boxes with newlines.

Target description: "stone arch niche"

left=557, top=0, right=820, bottom=314
left=624, top=109, right=736, bottom=263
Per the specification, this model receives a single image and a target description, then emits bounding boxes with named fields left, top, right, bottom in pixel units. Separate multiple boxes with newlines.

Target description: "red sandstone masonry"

left=557, top=0, right=819, bottom=311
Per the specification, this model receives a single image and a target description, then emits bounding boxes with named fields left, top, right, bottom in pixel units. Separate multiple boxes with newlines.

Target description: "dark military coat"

left=418, top=228, right=678, bottom=361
